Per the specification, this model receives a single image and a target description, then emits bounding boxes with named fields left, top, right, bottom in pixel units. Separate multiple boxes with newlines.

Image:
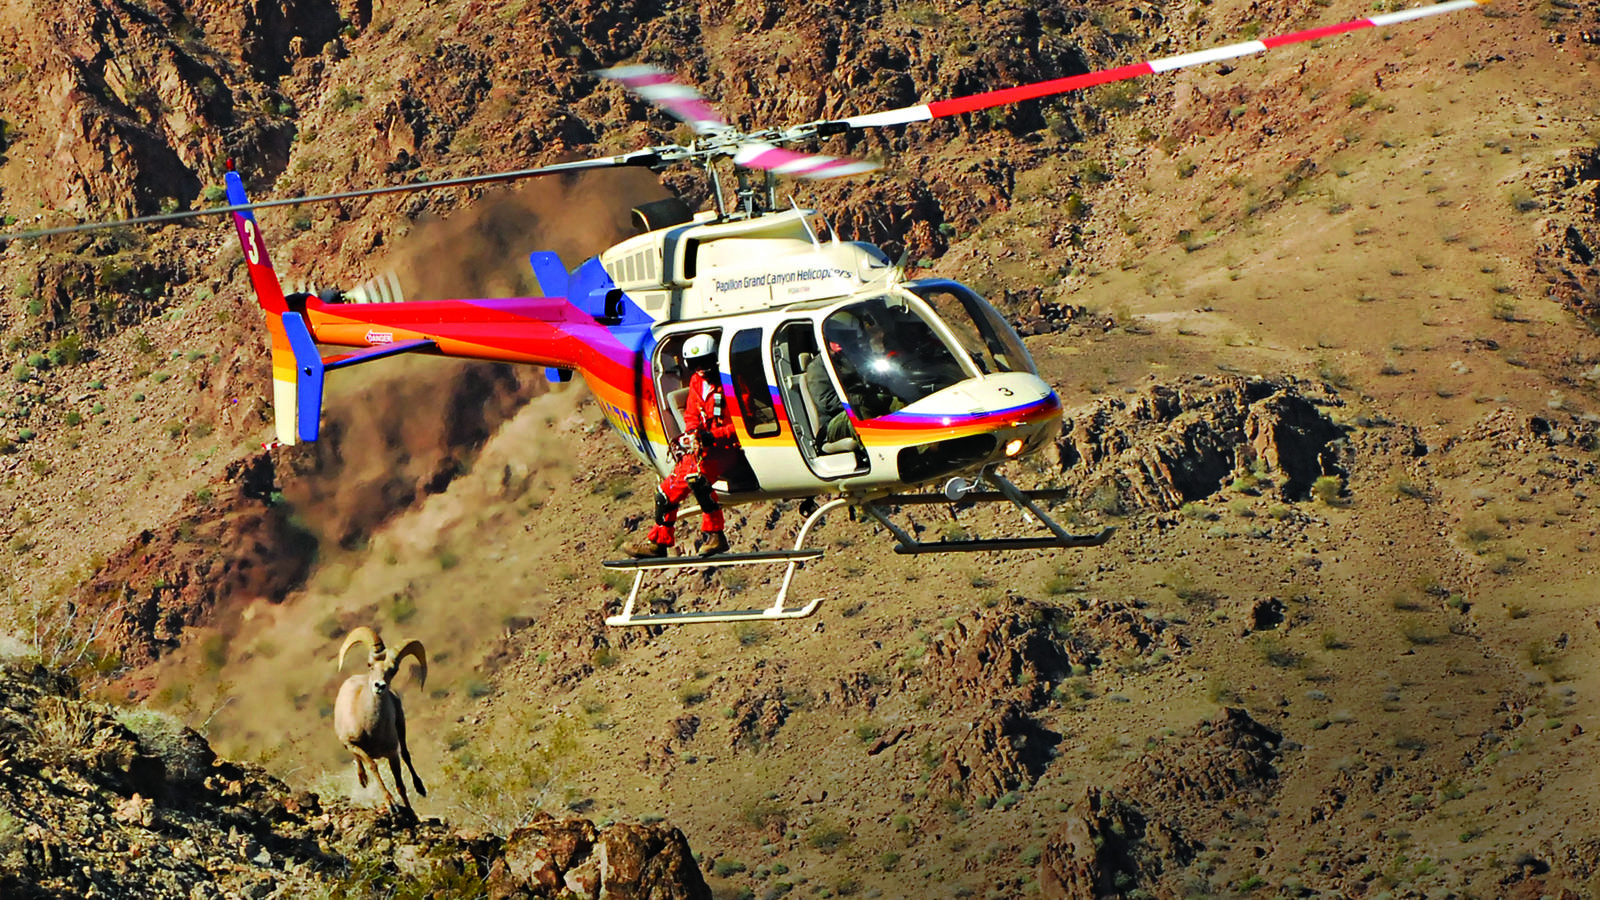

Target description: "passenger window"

left=729, top=328, right=779, bottom=437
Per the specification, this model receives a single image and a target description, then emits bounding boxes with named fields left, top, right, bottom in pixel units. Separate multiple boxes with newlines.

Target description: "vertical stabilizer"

left=227, top=171, right=320, bottom=444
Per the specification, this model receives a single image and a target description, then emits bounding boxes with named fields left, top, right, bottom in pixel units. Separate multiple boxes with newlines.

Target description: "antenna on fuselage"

left=791, top=198, right=823, bottom=250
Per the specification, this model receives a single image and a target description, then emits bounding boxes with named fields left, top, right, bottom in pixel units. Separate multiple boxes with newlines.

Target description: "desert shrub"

left=1311, top=475, right=1342, bottom=505
left=115, top=707, right=210, bottom=783
left=1096, top=80, right=1140, bottom=112
left=806, top=820, right=851, bottom=853
left=712, top=859, right=746, bottom=877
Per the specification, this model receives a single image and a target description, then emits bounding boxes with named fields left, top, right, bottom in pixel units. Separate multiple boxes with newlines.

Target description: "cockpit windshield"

left=820, top=294, right=966, bottom=420
left=908, top=283, right=1037, bottom=376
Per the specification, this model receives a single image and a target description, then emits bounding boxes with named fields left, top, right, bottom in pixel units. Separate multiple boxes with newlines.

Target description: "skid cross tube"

left=865, top=471, right=1113, bottom=554
left=602, top=498, right=847, bottom=626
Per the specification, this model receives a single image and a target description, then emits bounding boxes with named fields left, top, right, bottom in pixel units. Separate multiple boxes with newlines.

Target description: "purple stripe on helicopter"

left=859, top=393, right=1061, bottom=435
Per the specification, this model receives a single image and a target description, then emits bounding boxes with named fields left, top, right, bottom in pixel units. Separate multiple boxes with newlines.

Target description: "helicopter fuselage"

left=241, top=180, right=1060, bottom=505
left=572, top=207, right=1065, bottom=501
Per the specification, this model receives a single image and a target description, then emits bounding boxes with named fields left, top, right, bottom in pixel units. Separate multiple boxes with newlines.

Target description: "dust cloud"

left=393, top=168, right=671, bottom=300
left=280, top=168, right=669, bottom=550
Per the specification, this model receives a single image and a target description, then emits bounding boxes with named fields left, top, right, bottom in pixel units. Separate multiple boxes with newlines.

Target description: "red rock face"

left=73, top=452, right=315, bottom=672
left=0, top=0, right=328, bottom=218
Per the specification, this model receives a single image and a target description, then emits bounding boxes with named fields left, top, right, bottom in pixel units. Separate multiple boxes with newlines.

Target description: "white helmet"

left=682, top=333, right=716, bottom=363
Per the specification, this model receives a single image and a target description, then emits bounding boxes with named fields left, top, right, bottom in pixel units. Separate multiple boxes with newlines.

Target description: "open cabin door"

left=771, top=320, right=869, bottom=481
left=651, top=328, right=761, bottom=493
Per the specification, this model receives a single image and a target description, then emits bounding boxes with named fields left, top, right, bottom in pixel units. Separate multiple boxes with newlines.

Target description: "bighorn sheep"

left=334, top=626, right=428, bottom=811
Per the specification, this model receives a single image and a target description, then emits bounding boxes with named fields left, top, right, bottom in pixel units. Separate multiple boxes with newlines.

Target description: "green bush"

left=806, top=820, right=851, bottom=853
left=712, top=859, right=746, bottom=877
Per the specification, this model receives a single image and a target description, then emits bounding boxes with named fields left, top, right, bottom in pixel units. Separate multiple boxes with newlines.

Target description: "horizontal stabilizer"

left=323, top=339, right=436, bottom=370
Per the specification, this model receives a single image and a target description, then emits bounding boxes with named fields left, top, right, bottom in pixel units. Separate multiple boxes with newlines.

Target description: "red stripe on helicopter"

left=853, top=394, right=1062, bottom=441
left=926, top=63, right=1155, bottom=119
left=843, top=1, right=1480, bottom=126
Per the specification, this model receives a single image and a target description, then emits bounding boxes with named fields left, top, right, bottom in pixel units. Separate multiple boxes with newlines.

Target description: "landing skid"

left=603, top=499, right=847, bottom=627
left=603, top=549, right=823, bottom=570
left=863, top=469, right=1114, bottom=554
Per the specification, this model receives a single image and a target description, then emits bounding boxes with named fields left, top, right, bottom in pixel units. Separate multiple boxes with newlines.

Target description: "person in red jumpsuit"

left=629, top=333, right=740, bottom=558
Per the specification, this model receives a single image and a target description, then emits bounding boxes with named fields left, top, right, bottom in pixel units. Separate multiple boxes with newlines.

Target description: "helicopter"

left=1, top=0, right=1484, bottom=626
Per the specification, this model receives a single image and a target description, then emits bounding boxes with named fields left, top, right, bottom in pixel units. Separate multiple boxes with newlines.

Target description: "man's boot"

left=627, top=540, right=670, bottom=559
left=697, top=532, right=729, bottom=557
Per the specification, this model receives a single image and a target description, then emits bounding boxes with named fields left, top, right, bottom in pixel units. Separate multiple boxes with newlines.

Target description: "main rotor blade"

left=818, top=0, right=1485, bottom=130
left=0, top=149, right=663, bottom=245
left=597, top=66, right=880, bottom=179
left=732, top=142, right=878, bottom=180
left=595, top=65, right=730, bottom=136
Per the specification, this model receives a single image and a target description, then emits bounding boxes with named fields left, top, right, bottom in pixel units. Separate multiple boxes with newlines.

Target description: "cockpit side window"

left=910, top=284, right=1037, bottom=376
left=821, top=295, right=966, bottom=420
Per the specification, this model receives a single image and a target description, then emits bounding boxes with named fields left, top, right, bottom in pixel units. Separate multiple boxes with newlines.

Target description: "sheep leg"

left=394, top=699, right=427, bottom=797
left=387, top=754, right=413, bottom=811
left=358, top=750, right=401, bottom=810
left=352, top=756, right=369, bottom=788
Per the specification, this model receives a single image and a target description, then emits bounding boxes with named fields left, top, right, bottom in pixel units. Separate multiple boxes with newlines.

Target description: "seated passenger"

left=805, top=350, right=855, bottom=448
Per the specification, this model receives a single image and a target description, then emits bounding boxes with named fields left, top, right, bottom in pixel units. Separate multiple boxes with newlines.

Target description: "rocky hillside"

left=0, top=655, right=711, bottom=899
left=3, top=0, right=1600, bottom=897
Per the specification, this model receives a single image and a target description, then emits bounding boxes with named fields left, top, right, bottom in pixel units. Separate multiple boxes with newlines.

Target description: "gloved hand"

left=677, top=432, right=701, bottom=455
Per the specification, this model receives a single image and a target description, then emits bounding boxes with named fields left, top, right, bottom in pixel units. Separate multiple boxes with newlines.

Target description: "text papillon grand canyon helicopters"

left=1, top=1, right=1486, bottom=625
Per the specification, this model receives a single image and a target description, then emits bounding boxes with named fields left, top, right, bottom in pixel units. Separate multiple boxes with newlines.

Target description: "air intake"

left=631, top=197, right=694, bottom=233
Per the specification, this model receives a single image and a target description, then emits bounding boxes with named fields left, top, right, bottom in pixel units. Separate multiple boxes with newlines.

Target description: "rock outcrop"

left=922, top=600, right=1091, bottom=711
left=1038, top=708, right=1282, bottom=900
left=0, top=658, right=711, bottom=899
left=71, top=452, right=314, bottom=672
left=1038, top=787, right=1199, bottom=900
left=1056, top=376, right=1349, bottom=510
left=912, top=598, right=1180, bottom=804
left=926, top=700, right=1061, bottom=801
left=1533, top=145, right=1600, bottom=319
left=487, top=815, right=709, bottom=900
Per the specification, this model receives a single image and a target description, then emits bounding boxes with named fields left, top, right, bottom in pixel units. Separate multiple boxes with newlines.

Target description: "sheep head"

left=337, top=627, right=427, bottom=691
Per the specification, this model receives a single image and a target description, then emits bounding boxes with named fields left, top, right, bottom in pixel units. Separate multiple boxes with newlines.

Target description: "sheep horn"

left=338, top=626, right=383, bottom=671
left=390, top=639, right=428, bottom=691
